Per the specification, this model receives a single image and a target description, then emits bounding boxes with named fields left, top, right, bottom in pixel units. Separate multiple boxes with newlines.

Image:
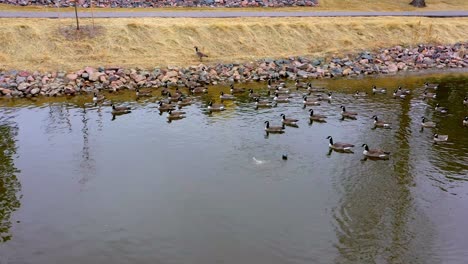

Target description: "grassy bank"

left=0, top=17, right=467, bottom=71
left=1, top=0, right=468, bottom=12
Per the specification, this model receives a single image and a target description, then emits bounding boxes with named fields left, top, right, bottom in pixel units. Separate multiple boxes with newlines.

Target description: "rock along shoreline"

left=0, top=43, right=467, bottom=98
left=0, top=0, right=319, bottom=8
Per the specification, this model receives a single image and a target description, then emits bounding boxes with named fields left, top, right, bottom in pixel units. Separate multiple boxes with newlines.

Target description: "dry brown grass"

left=1, top=0, right=468, bottom=12
left=0, top=17, right=467, bottom=71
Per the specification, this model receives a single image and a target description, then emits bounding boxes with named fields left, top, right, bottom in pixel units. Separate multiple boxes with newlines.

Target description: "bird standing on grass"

left=194, top=46, right=208, bottom=62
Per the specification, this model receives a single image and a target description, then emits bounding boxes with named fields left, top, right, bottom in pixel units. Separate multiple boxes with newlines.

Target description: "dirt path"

left=1, top=10, right=467, bottom=18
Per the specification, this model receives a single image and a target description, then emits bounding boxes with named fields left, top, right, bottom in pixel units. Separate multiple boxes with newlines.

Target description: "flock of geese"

left=92, top=78, right=468, bottom=160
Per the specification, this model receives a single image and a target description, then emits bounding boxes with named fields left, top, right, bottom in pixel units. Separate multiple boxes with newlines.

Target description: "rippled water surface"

left=0, top=71, right=467, bottom=264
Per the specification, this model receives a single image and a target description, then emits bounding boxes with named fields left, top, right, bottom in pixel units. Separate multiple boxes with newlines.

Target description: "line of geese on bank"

left=93, top=79, right=467, bottom=160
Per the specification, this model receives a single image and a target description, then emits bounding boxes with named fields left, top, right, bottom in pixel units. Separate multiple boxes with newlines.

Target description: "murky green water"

left=0, top=71, right=467, bottom=264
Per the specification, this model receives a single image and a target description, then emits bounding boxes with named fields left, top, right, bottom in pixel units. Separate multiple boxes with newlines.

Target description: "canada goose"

left=326, top=136, right=354, bottom=152
left=167, top=92, right=181, bottom=102
left=307, top=83, right=326, bottom=92
left=207, top=101, right=225, bottom=111
left=397, top=86, right=411, bottom=95
left=264, top=121, right=285, bottom=133
left=111, top=104, right=131, bottom=111
left=423, top=91, right=436, bottom=99
left=248, top=89, right=260, bottom=98
left=136, top=88, right=152, bottom=97
left=177, top=97, right=192, bottom=107
left=463, top=116, right=468, bottom=126
left=93, top=93, right=105, bottom=103
left=303, top=96, right=321, bottom=106
left=433, top=134, right=448, bottom=143
left=326, top=92, right=333, bottom=101
left=230, top=84, right=246, bottom=94
left=280, top=114, right=298, bottom=126
left=111, top=104, right=131, bottom=116
left=353, top=91, right=368, bottom=98
left=340, top=106, right=358, bottom=119
left=220, top=91, right=235, bottom=100
left=157, top=101, right=175, bottom=112
left=372, top=85, right=387, bottom=94
left=255, top=98, right=276, bottom=108
left=309, top=109, right=327, bottom=122
left=295, top=80, right=308, bottom=90
left=190, top=87, right=208, bottom=94
left=435, top=104, right=448, bottom=114
left=393, top=90, right=406, bottom=99
left=463, top=97, right=467, bottom=106
left=424, top=82, right=438, bottom=90
left=361, top=144, right=390, bottom=159
left=421, top=117, right=436, bottom=128
left=194, top=46, right=208, bottom=61
left=167, top=110, right=186, bottom=120
left=275, top=88, right=290, bottom=95
left=267, top=79, right=273, bottom=89
left=371, top=115, right=391, bottom=129
left=274, top=93, right=290, bottom=103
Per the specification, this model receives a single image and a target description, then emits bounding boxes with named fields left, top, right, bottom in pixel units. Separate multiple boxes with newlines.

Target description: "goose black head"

left=371, top=115, right=378, bottom=120
left=361, top=144, right=369, bottom=150
left=434, top=134, right=439, bottom=138
left=208, top=101, right=213, bottom=106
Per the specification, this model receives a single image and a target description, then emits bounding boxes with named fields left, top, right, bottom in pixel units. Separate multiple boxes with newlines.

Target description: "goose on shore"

left=340, top=106, right=358, bottom=119
left=361, top=144, right=390, bottom=159
left=421, top=117, right=436, bottom=128
left=280, top=114, right=298, bottom=126
left=326, top=136, right=354, bottom=152
left=194, top=46, right=208, bottom=61
left=433, top=134, right=448, bottom=143
left=264, top=121, right=285, bottom=133
left=309, top=109, right=327, bottom=122
left=372, top=115, right=391, bottom=129
left=93, top=93, right=105, bottom=103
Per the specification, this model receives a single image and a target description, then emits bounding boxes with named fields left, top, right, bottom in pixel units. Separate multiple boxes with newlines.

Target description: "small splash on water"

left=252, top=157, right=270, bottom=165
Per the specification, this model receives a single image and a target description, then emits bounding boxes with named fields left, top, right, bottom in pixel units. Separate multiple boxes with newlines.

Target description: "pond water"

left=0, top=71, right=467, bottom=264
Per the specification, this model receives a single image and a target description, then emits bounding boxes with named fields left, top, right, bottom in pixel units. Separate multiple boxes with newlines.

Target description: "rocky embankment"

left=0, top=44, right=467, bottom=98
left=0, top=0, right=319, bottom=8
